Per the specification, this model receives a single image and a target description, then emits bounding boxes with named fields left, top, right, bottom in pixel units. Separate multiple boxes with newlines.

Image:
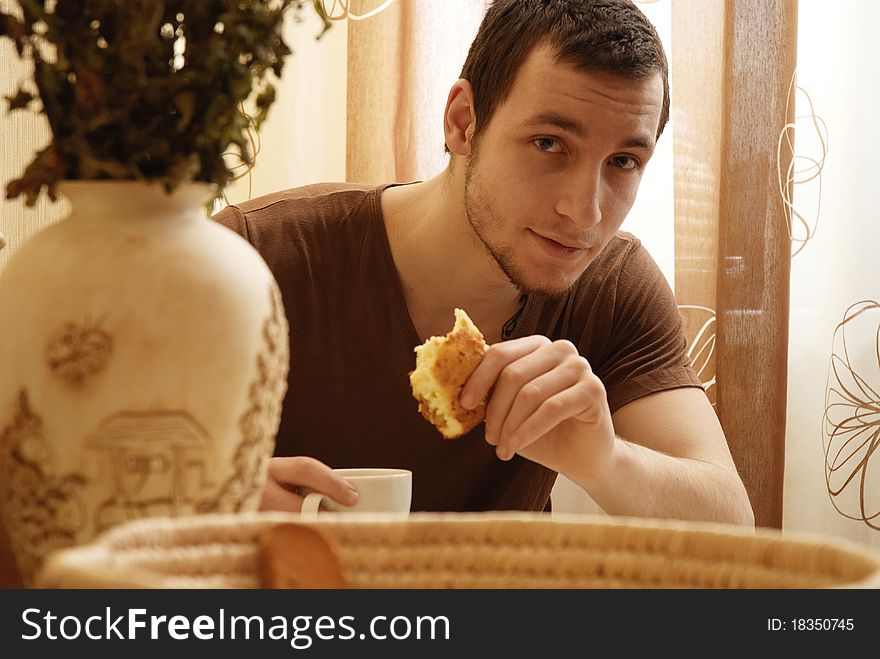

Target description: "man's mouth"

left=529, top=229, right=593, bottom=259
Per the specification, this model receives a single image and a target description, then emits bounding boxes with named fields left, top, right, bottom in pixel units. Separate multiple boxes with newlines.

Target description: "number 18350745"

left=767, top=618, right=854, bottom=631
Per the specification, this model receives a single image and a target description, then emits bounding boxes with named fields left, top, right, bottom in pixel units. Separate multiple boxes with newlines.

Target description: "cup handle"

left=300, top=492, right=327, bottom=518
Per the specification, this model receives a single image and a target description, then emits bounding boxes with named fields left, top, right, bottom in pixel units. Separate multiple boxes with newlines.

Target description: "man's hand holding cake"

left=410, top=309, right=615, bottom=483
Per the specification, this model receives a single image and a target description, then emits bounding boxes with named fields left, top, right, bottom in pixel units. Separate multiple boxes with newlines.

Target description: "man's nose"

left=554, top=168, right=602, bottom=228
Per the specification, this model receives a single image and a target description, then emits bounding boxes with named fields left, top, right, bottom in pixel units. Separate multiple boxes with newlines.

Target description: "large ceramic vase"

left=0, top=181, right=289, bottom=583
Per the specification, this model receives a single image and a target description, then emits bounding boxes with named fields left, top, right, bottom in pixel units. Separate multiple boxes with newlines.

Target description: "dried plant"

left=0, top=1, right=318, bottom=205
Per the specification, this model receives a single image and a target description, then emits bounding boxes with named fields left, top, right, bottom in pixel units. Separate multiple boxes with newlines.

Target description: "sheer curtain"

left=671, top=0, right=797, bottom=529
left=221, top=8, right=350, bottom=203
left=783, top=0, right=880, bottom=549
left=672, top=0, right=879, bottom=547
left=345, top=0, right=491, bottom=183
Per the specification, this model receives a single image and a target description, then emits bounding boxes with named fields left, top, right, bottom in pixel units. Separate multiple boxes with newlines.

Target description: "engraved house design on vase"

left=85, top=411, right=215, bottom=531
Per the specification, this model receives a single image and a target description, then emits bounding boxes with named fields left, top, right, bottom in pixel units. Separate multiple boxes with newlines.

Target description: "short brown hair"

left=459, top=0, right=669, bottom=146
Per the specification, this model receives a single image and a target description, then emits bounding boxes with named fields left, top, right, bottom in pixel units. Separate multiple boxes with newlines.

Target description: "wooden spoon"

left=259, top=523, right=348, bottom=589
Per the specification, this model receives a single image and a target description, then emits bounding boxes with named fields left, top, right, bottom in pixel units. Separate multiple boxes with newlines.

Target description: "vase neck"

left=58, top=182, right=215, bottom=220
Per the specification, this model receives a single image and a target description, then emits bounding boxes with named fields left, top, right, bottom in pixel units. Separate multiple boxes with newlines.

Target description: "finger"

left=482, top=342, right=570, bottom=445
left=494, top=359, right=586, bottom=456
left=498, top=385, right=588, bottom=460
left=267, top=456, right=359, bottom=507
left=483, top=340, right=581, bottom=446
left=260, top=476, right=305, bottom=512
left=460, top=335, right=550, bottom=410
left=503, top=378, right=606, bottom=459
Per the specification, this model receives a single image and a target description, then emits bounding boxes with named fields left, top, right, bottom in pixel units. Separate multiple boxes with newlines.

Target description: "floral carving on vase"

left=0, top=390, right=88, bottom=583
left=0, top=282, right=289, bottom=582
left=45, top=320, right=113, bottom=389
left=203, top=283, right=289, bottom=512
left=0, top=182, right=291, bottom=583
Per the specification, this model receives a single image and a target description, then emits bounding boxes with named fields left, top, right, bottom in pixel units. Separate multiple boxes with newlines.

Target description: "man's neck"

left=381, top=171, right=523, bottom=343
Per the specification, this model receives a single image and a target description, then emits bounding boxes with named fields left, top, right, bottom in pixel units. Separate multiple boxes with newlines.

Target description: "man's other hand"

left=260, top=456, right=360, bottom=512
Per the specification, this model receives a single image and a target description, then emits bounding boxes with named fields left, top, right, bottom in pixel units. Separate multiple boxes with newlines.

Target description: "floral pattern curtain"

left=783, top=0, right=880, bottom=549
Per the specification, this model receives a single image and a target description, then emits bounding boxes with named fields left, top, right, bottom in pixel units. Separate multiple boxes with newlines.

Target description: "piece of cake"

left=409, top=308, right=488, bottom=439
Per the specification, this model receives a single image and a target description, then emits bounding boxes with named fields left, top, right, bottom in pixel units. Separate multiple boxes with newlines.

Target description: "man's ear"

left=444, top=79, right=477, bottom=156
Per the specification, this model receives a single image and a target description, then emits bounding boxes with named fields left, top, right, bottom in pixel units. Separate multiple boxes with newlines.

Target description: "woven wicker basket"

left=36, top=512, right=880, bottom=589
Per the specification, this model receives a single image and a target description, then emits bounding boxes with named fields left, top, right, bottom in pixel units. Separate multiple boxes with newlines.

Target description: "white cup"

left=300, top=468, right=412, bottom=518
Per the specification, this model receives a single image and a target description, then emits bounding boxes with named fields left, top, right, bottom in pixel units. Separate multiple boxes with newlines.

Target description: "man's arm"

left=578, top=387, right=754, bottom=526
left=461, top=336, right=754, bottom=527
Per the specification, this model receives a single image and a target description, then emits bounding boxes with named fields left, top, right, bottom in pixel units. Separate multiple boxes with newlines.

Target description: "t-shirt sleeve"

left=593, top=240, right=703, bottom=414
left=211, top=203, right=250, bottom=241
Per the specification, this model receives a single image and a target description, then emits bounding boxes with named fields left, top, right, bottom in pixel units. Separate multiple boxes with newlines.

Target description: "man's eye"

left=610, top=155, right=639, bottom=170
left=533, top=137, right=562, bottom=153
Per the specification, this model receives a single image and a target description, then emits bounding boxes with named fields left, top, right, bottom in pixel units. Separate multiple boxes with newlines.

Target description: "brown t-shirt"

left=214, top=182, right=702, bottom=512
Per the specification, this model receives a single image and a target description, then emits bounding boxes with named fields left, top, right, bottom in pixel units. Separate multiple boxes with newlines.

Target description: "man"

left=215, top=0, right=754, bottom=526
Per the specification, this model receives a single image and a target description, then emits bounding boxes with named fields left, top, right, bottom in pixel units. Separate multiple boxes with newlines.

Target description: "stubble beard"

left=463, top=156, right=576, bottom=300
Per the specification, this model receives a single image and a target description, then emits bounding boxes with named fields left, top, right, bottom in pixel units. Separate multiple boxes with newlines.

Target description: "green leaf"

left=311, top=0, right=333, bottom=40
left=6, top=87, right=36, bottom=111
left=0, top=11, right=27, bottom=55
left=253, top=86, right=275, bottom=128
left=0, top=11, right=23, bottom=38
left=1, top=0, right=320, bottom=207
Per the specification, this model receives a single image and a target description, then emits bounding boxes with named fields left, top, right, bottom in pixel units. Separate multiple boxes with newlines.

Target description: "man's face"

left=464, top=44, right=664, bottom=297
